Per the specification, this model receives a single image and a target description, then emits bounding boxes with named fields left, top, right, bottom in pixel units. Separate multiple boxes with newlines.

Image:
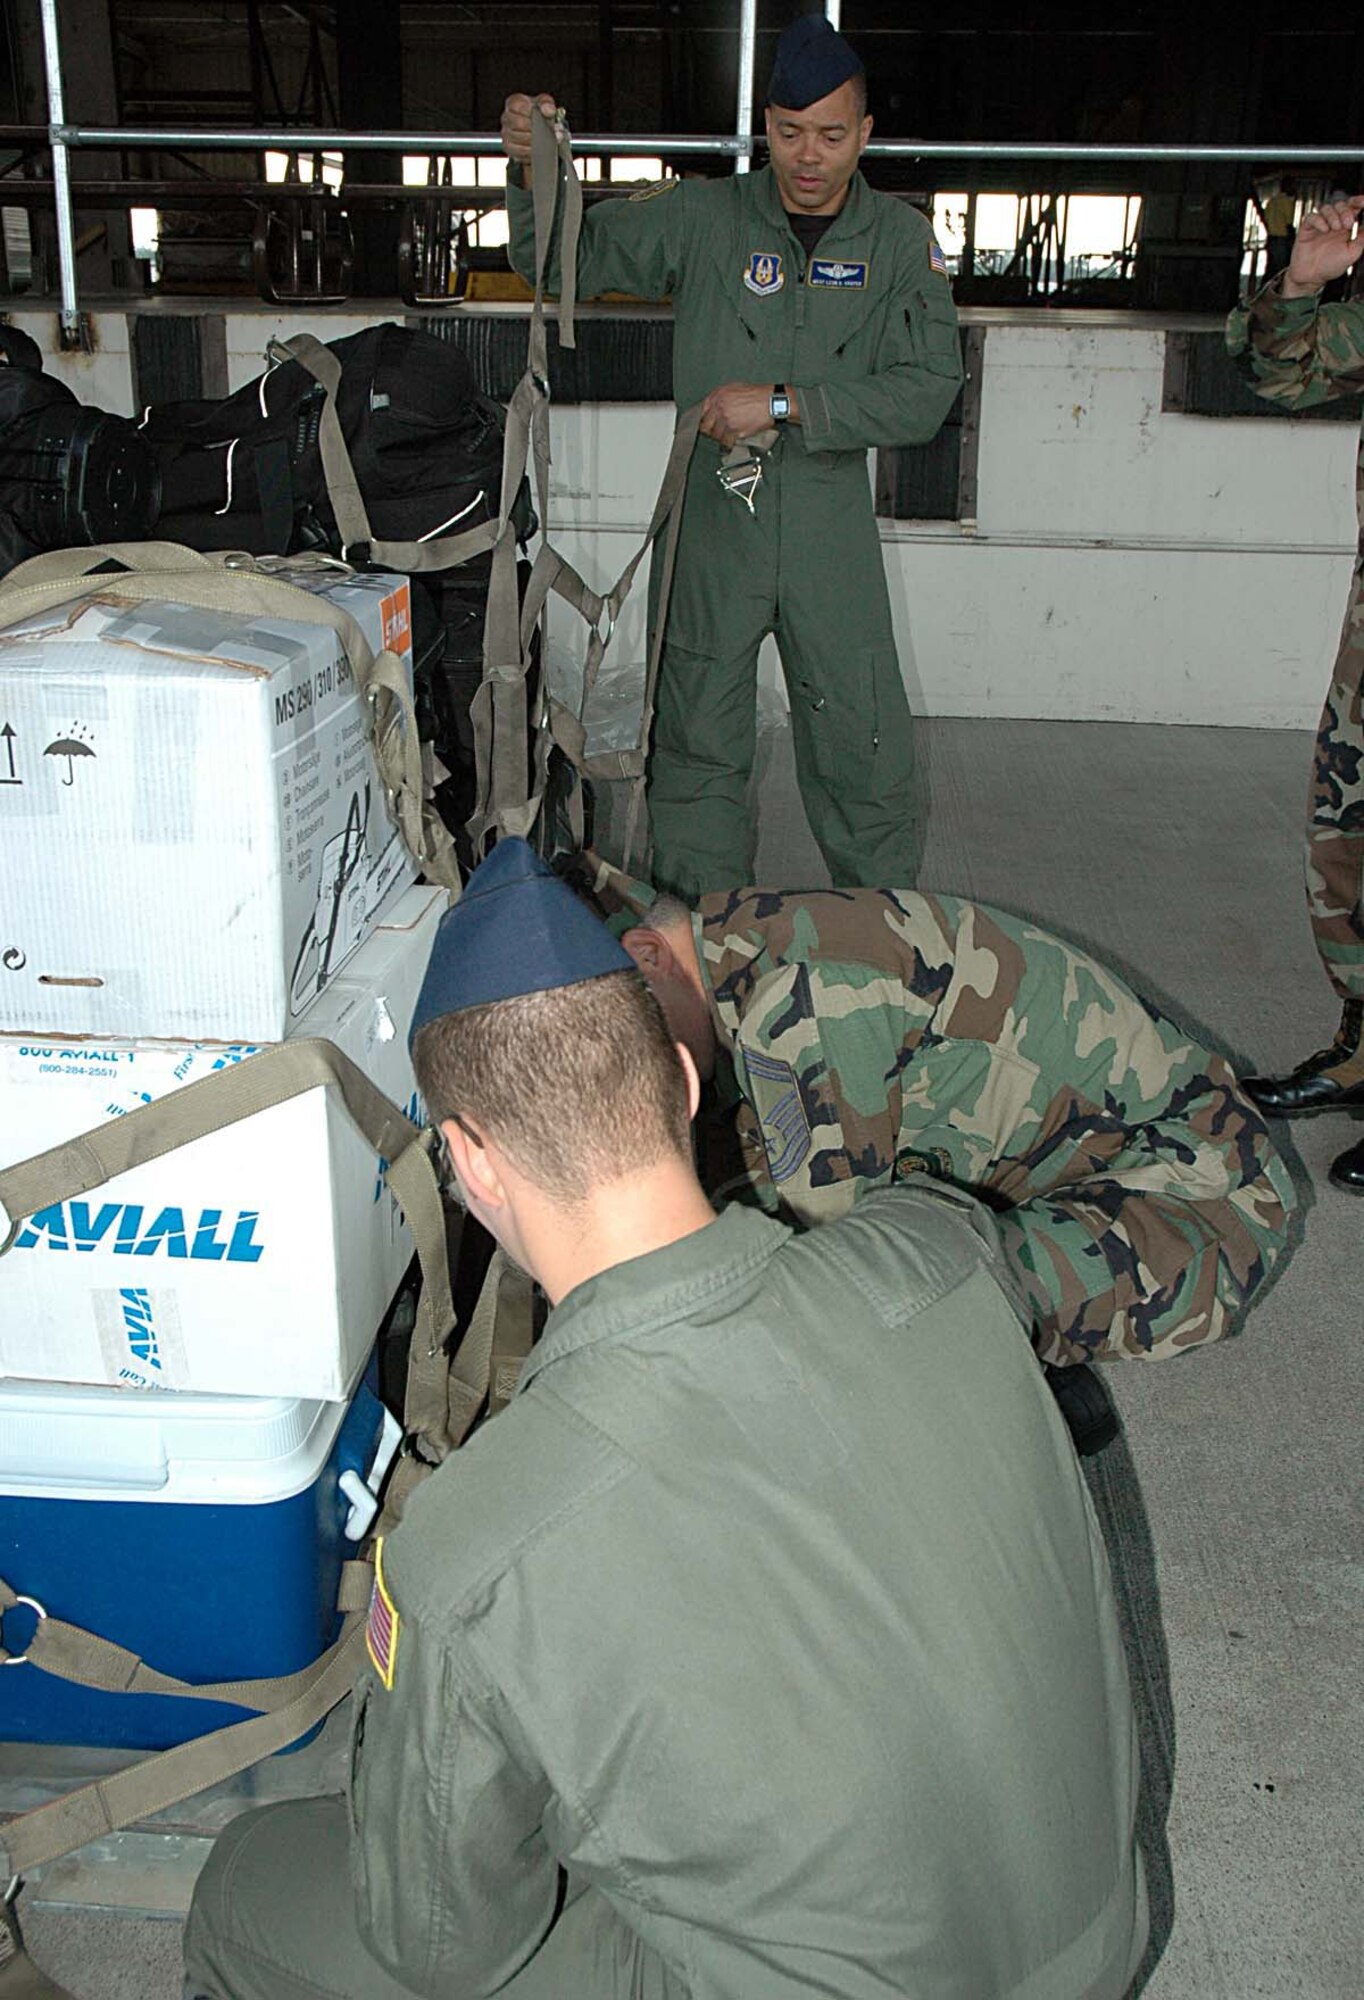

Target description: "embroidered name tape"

left=366, top=1538, right=402, bottom=1690
left=808, top=258, right=867, bottom=288
left=744, top=251, right=784, bottom=296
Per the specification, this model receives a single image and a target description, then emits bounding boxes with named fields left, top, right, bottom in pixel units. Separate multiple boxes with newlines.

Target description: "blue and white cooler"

left=0, top=1372, right=399, bottom=1749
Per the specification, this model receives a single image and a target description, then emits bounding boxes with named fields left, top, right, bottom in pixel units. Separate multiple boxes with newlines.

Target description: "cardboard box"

left=0, top=884, right=443, bottom=1401
left=0, top=567, right=418, bottom=1042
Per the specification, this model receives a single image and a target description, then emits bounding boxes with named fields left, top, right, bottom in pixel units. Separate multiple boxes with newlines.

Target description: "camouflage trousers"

left=980, top=1048, right=1295, bottom=1366
left=1307, top=560, right=1364, bottom=1044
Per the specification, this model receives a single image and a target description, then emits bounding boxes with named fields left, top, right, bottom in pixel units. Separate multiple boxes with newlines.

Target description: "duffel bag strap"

left=0, top=545, right=462, bottom=897
left=270, top=333, right=502, bottom=578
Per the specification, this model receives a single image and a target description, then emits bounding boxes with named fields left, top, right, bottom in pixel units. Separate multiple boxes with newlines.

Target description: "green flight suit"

left=184, top=1193, right=1147, bottom=2000
left=686, top=886, right=1296, bottom=1366
left=506, top=165, right=963, bottom=898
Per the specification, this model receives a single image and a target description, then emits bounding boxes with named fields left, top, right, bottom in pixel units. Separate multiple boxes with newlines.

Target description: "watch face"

left=771, top=391, right=790, bottom=420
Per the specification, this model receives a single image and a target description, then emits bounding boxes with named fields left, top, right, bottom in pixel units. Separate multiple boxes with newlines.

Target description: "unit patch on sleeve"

left=744, top=251, right=784, bottom=296
left=744, top=1046, right=813, bottom=1184
left=807, top=258, right=868, bottom=289
left=929, top=240, right=948, bottom=276
left=366, top=1537, right=401, bottom=1691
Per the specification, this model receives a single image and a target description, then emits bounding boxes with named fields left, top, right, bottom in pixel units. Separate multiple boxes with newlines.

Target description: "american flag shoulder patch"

left=366, top=1538, right=401, bottom=1691
left=745, top=1045, right=813, bottom=1185
left=929, top=239, right=948, bottom=276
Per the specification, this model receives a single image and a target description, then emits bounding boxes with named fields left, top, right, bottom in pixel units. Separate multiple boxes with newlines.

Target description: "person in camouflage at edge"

left=578, top=857, right=1296, bottom=1451
left=1227, top=193, right=1364, bottom=1191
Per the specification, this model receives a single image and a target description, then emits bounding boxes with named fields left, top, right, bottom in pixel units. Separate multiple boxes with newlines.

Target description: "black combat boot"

left=1243, top=998, right=1364, bottom=1115
left=1329, top=1127, right=1364, bottom=1192
left=1043, top=1362, right=1122, bottom=1458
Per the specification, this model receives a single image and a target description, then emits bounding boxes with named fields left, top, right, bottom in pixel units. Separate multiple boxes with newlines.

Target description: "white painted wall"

left=11, top=307, right=1356, bottom=728
left=535, top=329, right=1357, bottom=731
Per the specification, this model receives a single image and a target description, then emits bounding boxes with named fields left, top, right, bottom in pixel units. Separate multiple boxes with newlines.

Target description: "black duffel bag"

left=142, top=322, right=529, bottom=565
left=0, top=327, right=161, bottom=579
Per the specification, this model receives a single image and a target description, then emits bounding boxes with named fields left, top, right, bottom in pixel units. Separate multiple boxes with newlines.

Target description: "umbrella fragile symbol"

left=45, top=726, right=96, bottom=787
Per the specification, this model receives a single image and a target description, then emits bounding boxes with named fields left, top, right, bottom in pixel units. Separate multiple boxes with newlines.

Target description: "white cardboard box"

left=0, top=567, right=418, bottom=1043
left=0, top=884, right=444, bottom=1401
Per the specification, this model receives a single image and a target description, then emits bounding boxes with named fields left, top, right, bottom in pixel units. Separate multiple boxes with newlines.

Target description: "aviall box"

left=0, top=1374, right=396, bottom=1749
left=0, top=567, right=417, bottom=1043
left=0, top=884, right=443, bottom=1401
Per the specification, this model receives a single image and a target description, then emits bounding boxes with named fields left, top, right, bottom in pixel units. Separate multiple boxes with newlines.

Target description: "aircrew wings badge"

left=744, top=1046, right=812, bottom=1184
left=744, top=251, right=784, bottom=295
left=366, top=1538, right=401, bottom=1690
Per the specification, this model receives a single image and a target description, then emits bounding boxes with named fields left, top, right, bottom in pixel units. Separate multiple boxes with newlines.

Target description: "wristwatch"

left=769, top=383, right=791, bottom=423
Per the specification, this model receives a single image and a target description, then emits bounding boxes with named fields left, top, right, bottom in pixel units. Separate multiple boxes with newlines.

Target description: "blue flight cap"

left=409, top=837, right=634, bottom=1045
left=767, top=13, right=864, bottom=111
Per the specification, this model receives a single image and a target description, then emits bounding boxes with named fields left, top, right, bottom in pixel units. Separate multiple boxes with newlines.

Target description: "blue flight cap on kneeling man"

left=767, top=13, right=864, bottom=111
left=409, top=837, right=633, bottom=1045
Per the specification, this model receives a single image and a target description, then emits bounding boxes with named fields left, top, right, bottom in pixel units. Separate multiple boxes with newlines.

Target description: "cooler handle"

left=339, top=1406, right=403, bottom=1541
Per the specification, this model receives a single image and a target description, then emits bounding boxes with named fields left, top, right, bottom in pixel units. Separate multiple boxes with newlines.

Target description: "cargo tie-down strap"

left=0, top=1036, right=535, bottom=1988
left=297, top=104, right=756, bottom=866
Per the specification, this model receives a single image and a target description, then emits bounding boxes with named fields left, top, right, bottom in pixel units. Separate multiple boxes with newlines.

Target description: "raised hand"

left=500, top=93, right=559, bottom=183
left=1283, top=195, right=1364, bottom=298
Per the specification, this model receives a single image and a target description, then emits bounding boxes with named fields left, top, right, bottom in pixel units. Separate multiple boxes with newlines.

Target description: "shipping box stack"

left=0, top=563, right=443, bottom=1748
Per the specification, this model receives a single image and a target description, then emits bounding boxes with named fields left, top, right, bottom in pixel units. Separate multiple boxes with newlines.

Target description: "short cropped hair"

left=412, top=969, right=692, bottom=1203
left=639, top=890, right=693, bottom=936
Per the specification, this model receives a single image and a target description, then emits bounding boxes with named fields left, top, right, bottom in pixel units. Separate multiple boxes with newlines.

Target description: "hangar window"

left=931, top=192, right=1141, bottom=297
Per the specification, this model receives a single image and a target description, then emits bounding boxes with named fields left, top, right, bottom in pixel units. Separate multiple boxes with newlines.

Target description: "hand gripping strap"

left=0, top=545, right=461, bottom=895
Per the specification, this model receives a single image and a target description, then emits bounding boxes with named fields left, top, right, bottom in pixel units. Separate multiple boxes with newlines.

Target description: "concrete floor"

left=10, top=716, right=1364, bottom=1997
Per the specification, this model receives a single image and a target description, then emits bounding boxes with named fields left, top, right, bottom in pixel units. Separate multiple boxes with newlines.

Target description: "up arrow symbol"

left=0, top=722, right=18, bottom=784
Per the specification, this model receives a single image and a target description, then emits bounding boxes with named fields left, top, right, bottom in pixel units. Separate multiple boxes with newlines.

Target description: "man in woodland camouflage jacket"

left=1228, top=194, right=1364, bottom=1191
left=582, top=860, right=1295, bottom=1450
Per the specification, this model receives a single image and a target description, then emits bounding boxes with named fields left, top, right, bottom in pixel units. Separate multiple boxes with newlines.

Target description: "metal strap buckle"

left=716, top=449, right=764, bottom=516
left=1, top=1595, right=47, bottom=1667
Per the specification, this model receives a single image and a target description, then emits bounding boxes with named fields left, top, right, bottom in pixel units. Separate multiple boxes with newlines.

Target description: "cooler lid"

left=0, top=1378, right=351, bottom=1504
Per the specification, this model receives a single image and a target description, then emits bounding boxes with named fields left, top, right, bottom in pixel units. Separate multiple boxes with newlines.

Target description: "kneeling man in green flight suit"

left=183, top=837, right=1147, bottom=2000
left=501, top=13, right=962, bottom=899
left=577, top=857, right=1297, bottom=1453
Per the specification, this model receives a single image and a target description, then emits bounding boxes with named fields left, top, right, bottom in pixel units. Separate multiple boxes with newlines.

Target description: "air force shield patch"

left=744, top=251, right=784, bottom=296
left=745, top=1046, right=812, bottom=1184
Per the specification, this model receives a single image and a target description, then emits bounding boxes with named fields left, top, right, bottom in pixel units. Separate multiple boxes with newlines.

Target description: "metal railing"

left=26, top=0, right=1364, bottom=336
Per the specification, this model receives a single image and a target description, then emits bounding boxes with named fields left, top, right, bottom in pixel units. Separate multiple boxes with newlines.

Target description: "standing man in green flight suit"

left=1227, top=194, right=1364, bottom=1192
left=500, top=13, right=963, bottom=900
left=182, top=838, right=1147, bottom=2000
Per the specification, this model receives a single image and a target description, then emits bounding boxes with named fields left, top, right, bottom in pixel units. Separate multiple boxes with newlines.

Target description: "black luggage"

left=142, top=322, right=528, bottom=564
left=0, top=327, right=160, bottom=579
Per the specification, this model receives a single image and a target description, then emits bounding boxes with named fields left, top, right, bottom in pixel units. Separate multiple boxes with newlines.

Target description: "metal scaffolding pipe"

left=49, top=125, right=1364, bottom=164
left=734, top=0, right=757, bottom=176
left=39, top=0, right=79, bottom=336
